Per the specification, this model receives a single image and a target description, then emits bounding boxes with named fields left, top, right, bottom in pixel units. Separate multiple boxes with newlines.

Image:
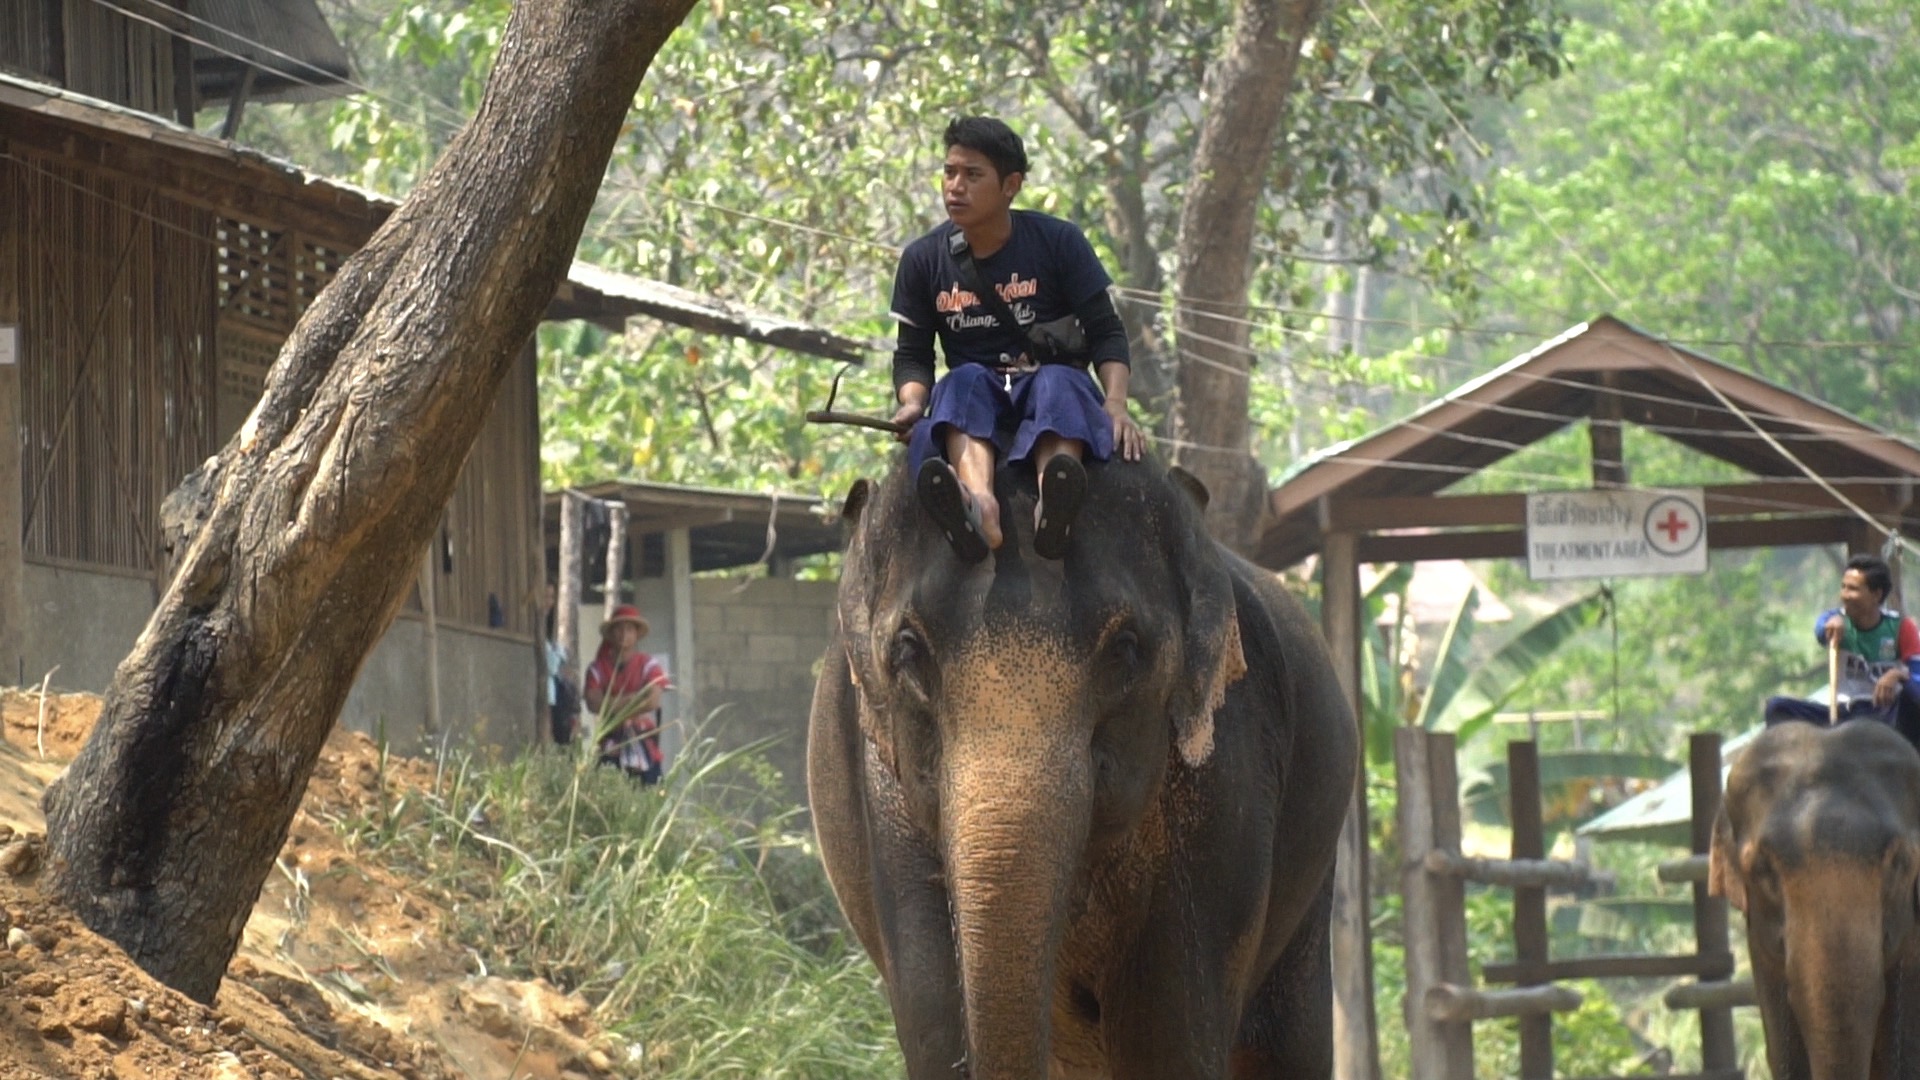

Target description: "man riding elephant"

left=808, top=455, right=1357, bottom=1079
left=1764, top=553, right=1920, bottom=745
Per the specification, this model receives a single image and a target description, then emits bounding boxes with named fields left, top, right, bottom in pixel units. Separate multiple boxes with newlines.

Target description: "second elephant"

left=1711, top=719, right=1920, bottom=1080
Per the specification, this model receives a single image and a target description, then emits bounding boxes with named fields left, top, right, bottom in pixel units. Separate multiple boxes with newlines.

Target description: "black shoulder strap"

left=946, top=230, right=1028, bottom=352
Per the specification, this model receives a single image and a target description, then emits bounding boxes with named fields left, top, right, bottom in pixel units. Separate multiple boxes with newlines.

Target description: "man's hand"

left=890, top=400, right=925, bottom=441
left=891, top=391, right=928, bottom=443
left=1876, top=669, right=1905, bottom=708
left=1825, top=614, right=1846, bottom=643
left=1107, top=399, right=1144, bottom=462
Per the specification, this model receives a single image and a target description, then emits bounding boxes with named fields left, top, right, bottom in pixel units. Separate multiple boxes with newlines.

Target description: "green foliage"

left=1370, top=888, right=1642, bottom=1079
left=1460, top=750, right=1679, bottom=829
left=1358, top=566, right=1606, bottom=764
left=333, top=728, right=901, bottom=1078
left=245, top=0, right=1569, bottom=494
left=1482, top=0, right=1920, bottom=431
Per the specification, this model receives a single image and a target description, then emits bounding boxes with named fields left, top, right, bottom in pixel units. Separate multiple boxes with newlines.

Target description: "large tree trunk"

left=1169, top=0, right=1323, bottom=554
left=1168, top=5, right=1382, bottom=1080
left=41, top=0, right=697, bottom=1003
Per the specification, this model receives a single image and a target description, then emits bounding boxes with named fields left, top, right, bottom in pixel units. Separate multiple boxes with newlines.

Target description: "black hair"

left=944, top=116, right=1029, bottom=181
left=1847, top=552, right=1894, bottom=601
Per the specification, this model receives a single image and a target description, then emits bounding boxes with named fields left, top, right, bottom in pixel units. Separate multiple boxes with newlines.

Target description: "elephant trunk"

left=942, top=712, right=1092, bottom=1080
left=1789, top=894, right=1885, bottom=1080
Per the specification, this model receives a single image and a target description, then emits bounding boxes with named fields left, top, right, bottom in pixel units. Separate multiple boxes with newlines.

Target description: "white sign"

left=1526, top=488, right=1708, bottom=581
left=0, top=325, right=16, bottom=366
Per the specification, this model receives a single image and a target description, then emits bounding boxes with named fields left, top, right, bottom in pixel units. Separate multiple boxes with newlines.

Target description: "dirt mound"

left=0, top=690, right=629, bottom=1080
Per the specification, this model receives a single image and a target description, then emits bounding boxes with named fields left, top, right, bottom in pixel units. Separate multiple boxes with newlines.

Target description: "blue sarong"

left=908, top=362, right=1113, bottom=473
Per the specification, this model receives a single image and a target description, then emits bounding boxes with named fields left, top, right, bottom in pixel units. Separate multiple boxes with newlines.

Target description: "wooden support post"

left=557, top=491, right=585, bottom=690
left=0, top=324, right=21, bottom=686
left=1425, top=983, right=1581, bottom=1023
left=166, top=0, right=197, bottom=126
left=1590, top=371, right=1628, bottom=488
left=1422, top=851, right=1591, bottom=888
left=1657, top=854, right=1711, bottom=884
left=1322, top=529, right=1380, bottom=1080
left=1663, top=979, right=1756, bottom=1011
left=602, top=500, right=628, bottom=610
left=1689, top=733, right=1738, bottom=1073
left=1427, top=733, right=1475, bottom=1079
left=666, top=526, right=695, bottom=769
left=1396, top=729, right=1445, bottom=1080
left=1397, top=729, right=1474, bottom=1080
left=418, top=543, right=441, bottom=738
left=1509, top=740, right=1553, bottom=1080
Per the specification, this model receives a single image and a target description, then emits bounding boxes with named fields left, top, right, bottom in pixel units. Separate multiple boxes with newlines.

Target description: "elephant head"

left=1710, top=720, right=1920, bottom=1080
left=831, top=457, right=1248, bottom=1077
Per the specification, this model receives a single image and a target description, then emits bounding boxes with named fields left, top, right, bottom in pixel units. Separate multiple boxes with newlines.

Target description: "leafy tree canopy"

left=1478, top=0, right=1918, bottom=428
left=248, top=0, right=1566, bottom=498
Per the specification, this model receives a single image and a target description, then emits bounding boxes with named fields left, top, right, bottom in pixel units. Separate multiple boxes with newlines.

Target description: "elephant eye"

left=888, top=626, right=932, bottom=693
left=1098, top=628, right=1145, bottom=687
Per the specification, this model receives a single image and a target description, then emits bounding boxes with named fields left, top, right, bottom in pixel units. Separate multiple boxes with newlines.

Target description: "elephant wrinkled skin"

left=1711, top=720, right=1920, bottom=1080
left=808, top=458, right=1357, bottom=1079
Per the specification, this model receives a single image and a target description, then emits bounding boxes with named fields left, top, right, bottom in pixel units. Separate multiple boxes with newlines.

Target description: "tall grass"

left=332, top=725, right=902, bottom=1079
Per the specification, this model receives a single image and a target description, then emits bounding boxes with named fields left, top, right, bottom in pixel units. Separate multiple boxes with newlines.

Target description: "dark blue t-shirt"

left=889, top=211, right=1115, bottom=374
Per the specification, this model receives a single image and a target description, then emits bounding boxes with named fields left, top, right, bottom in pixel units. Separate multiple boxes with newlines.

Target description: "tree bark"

left=1170, top=0, right=1324, bottom=553
left=41, top=0, right=698, bottom=1003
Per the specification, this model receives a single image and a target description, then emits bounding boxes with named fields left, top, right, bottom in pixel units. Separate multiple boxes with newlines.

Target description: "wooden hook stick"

left=806, top=410, right=907, bottom=435
left=1829, top=629, right=1841, bottom=724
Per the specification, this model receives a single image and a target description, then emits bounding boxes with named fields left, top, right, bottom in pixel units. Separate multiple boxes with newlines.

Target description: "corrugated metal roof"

left=1577, top=726, right=1765, bottom=846
left=552, top=261, right=874, bottom=364
left=187, top=0, right=351, bottom=104
left=543, top=480, right=845, bottom=573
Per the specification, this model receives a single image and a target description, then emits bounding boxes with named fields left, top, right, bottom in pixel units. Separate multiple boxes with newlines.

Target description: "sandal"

left=1033, top=454, right=1087, bottom=560
left=916, top=458, right=990, bottom=563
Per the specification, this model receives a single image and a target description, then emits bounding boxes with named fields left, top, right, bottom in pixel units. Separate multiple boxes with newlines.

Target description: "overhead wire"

left=1340, top=0, right=1920, bottom=559
left=79, top=0, right=474, bottom=142
left=56, top=0, right=1920, bottom=541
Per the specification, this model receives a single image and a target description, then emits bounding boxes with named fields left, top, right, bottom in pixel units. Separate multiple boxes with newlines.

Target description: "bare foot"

left=970, top=486, right=1004, bottom=549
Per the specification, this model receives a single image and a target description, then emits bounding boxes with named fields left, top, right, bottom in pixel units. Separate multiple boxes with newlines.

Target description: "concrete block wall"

left=20, top=563, right=538, bottom=757
left=689, top=576, right=836, bottom=809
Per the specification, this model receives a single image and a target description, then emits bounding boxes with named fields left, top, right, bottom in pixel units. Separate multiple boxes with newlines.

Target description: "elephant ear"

left=1708, top=807, right=1747, bottom=914
left=1167, top=517, right=1247, bottom=768
left=834, top=478, right=899, bottom=777
left=1167, top=466, right=1210, bottom=512
left=840, top=478, right=874, bottom=527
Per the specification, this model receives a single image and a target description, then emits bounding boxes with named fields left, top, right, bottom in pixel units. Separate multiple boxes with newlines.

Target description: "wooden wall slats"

left=5, top=148, right=537, bottom=638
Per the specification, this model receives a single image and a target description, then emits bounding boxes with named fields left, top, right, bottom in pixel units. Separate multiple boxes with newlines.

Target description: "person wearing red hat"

left=583, top=603, right=670, bottom=784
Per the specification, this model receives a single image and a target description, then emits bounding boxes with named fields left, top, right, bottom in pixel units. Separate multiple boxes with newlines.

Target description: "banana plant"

left=1358, top=566, right=1607, bottom=765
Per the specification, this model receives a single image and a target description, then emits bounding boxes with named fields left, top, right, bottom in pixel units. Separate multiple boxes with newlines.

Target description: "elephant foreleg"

left=1751, top=945, right=1811, bottom=1080
left=1229, top=876, right=1335, bottom=1079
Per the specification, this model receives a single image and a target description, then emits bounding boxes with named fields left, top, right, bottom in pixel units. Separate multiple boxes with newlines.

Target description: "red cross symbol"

left=1655, top=509, right=1691, bottom=543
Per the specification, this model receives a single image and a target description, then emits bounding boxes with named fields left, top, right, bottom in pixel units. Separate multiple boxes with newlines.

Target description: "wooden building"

left=0, top=5, right=867, bottom=748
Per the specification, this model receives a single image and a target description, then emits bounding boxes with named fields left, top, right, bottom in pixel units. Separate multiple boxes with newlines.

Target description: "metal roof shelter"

left=542, top=480, right=843, bottom=578
left=1263, top=314, right=1920, bottom=745
left=1260, top=315, right=1920, bottom=572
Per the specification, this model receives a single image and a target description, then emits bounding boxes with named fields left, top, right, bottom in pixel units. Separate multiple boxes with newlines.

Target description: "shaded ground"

left=0, top=688, right=628, bottom=1079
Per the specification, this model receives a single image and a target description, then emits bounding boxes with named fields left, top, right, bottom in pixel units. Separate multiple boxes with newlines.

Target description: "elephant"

left=1710, top=719, right=1920, bottom=1080
left=807, top=455, right=1358, bottom=1079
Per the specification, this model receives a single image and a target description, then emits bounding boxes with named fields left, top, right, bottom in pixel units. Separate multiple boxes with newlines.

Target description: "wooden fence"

left=1396, top=730, right=1752, bottom=1080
